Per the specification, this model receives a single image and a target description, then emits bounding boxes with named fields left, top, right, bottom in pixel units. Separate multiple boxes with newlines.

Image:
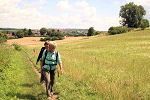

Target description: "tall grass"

left=24, top=30, right=150, bottom=100
left=0, top=45, right=47, bottom=100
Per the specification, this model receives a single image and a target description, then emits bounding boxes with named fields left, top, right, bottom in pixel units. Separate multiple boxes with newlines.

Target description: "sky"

left=0, top=0, right=150, bottom=31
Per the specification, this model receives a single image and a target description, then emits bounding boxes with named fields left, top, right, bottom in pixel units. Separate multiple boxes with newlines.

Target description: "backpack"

left=43, top=50, right=58, bottom=66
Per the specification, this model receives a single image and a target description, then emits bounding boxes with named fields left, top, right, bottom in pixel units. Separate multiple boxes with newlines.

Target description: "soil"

left=5, top=36, right=87, bottom=46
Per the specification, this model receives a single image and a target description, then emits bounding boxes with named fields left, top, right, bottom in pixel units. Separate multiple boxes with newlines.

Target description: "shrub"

left=0, top=32, right=7, bottom=43
left=140, top=19, right=149, bottom=30
left=40, top=36, right=65, bottom=41
left=12, top=43, right=22, bottom=51
left=95, top=31, right=101, bottom=35
left=108, top=26, right=128, bottom=35
left=8, top=36, right=18, bottom=39
left=16, top=30, right=24, bottom=38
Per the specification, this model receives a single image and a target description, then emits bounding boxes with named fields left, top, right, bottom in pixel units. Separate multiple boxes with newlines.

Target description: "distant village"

left=0, top=28, right=88, bottom=37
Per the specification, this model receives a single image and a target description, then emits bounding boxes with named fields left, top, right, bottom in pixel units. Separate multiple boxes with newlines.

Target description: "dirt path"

left=23, top=50, right=58, bottom=100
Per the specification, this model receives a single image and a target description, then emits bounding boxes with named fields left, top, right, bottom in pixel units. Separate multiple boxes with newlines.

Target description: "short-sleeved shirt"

left=42, top=50, right=62, bottom=70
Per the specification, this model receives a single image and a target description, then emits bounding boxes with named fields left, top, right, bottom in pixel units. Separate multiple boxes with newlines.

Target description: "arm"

left=57, top=52, right=63, bottom=74
left=36, top=47, right=45, bottom=64
left=41, top=61, right=43, bottom=73
left=40, top=50, right=46, bottom=72
left=59, top=63, right=63, bottom=74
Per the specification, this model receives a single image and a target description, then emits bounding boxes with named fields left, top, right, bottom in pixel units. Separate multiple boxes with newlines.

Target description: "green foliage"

left=41, top=31, right=65, bottom=41
left=16, top=30, right=24, bottom=38
left=87, top=27, right=95, bottom=36
left=0, top=32, right=7, bottom=43
left=120, top=2, right=146, bottom=28
left=8, top=36, right=18, bottom=39
left=140, top=19, right=149, bottom=30
left=40, top=36, right=65, bottom=41
left=28, top=29, right=34, bottom=36
left=23, top=28, right=28, bottom=36
left=12, top=43, right=22, bottom=51
left=40, top=27, right=47, bottom=35
left=0, top=46, right=46, bottom=99
left=95, top=31, right=101, bottom=35
left=108, top=26, right=130, bottom=35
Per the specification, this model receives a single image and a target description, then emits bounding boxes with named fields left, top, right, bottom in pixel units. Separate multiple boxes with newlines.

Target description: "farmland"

left=1, top=30, right=150, bottom=100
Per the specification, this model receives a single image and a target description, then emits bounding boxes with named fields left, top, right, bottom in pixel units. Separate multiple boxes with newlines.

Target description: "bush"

left=108, top=26, right=129, bottom=35
left=140, top=19, right=149, bottom=30
left=12, top=43, right=22, bottom=51
left=95, top=31, right=101, bottom=35
left=8, top=36, right=18, bottom=39
left=0, top=32, right=7, bottom=43
left=16, top=30, right=24, bottom=38
left=40, top=36, right=65, bottom=41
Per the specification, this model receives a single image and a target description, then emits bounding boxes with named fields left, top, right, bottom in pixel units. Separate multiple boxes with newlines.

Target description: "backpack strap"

left=43, top=50, right=48, bottom=65
left=56, top=51, right=58, bottom=64
left=55, top=51, right=59, bottom=77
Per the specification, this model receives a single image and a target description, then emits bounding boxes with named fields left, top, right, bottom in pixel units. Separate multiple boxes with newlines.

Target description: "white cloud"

left=0, top=0, right=120, bottom=31
left=54, top=1, right=120, bottom=30
left=23, top=0, right=47, bottom=9
left=114, top=1, right=120, bottom=5
left=0, top=0, right=50, bottom=29
left=56, top=0, right=71, bottom=10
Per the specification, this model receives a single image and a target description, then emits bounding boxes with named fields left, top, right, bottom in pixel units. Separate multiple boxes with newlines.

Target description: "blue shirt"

left=42, top=50, right=62, bottom=70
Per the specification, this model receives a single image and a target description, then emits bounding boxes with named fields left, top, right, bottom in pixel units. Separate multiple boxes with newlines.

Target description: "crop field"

left=1, top=30, right=150, bottom=100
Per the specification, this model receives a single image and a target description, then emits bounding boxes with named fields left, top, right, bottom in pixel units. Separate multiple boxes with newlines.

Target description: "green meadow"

left=0, top=45, right=47, bottom=100
left=1, top=30, right=150, bottom=100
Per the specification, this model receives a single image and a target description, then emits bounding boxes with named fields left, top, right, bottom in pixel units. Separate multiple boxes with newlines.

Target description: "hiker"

left=36, top=41, right=49, bottom=65
left=36, top=41, right=49, bottom=83
left=41, top=41, right=63, bottom=97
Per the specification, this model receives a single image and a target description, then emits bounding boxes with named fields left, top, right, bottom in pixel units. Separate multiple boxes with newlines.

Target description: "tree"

left=119, top=2, right=146, bottom=28
left=23, top=28, right=28, bottom=36
left=140, top=19, right=149, bottom=30
left=28, top=29, right=33, bottom=36
left=16, top=30, right=24, bottom=38
left=87, top=27, right=95, bottom=36
left=40, top=28, right=47, bottom=35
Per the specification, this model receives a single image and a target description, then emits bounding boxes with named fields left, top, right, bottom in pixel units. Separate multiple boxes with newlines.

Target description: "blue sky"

left=0, top=0, right=149, bottom=31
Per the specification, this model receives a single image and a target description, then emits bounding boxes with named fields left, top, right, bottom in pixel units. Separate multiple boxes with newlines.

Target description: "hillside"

left=1, top=30, right=150, bottom=100
left=55, top=30, right=150, bottom=99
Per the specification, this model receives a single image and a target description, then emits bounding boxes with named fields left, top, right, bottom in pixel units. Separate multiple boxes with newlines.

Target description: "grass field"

left=0, top=45, right=47, bottom=100
left=1, top=29, right=150, bottom=100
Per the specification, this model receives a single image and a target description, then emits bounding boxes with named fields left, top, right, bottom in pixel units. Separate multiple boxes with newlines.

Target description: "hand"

left=60, top=69, right=63, bottom=75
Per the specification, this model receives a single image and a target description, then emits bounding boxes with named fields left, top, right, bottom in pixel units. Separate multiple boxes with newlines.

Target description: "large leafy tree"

left=87, top=27, right=95, bottom=36
left=40, top=28, right=47, bottom=35
left=119, top=2, right=146, bottom=28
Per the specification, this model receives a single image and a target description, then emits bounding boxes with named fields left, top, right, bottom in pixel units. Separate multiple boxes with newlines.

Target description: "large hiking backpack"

left=43, top=50, right=58, bottom=66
